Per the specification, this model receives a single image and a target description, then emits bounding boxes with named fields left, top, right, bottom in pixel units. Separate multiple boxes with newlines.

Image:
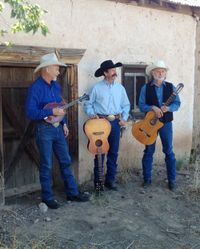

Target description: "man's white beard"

left=154, top=76, right=165, bottom=81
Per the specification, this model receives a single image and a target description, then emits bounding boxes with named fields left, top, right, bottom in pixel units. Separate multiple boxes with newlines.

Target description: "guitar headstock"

left=175, top=83, right=184, bottom=95
left=79, top=93, right=90, bottom=102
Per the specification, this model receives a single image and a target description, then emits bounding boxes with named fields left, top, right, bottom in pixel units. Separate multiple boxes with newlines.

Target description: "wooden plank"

left=66, top=65, right=79, bottom=180
left=2, top=92, right=39, bottom=178
left=25, top=142, right=40, bottom=168
left=5, top=183, right=40, bottom=197
left=4, top=122, right=35, bottom=181
left=0, top=45, right=86, bottom=65
left=0, top=88, right=5, bottom=205
left=0, top=81, right=33, bottom=88
left=2, top=95, right=24, bottom=135
left=3, top=129, right=21, bottom=139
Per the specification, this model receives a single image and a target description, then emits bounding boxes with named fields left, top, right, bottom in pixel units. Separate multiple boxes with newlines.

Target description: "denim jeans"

left=94, top=119, right=121, bottom=184
left=35, top=123, right=79, bottom=201
left=142, top=121, right=176, bottom=183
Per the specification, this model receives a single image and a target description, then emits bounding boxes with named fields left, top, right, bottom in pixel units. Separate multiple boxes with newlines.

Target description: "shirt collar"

left=40, top=76, right=56, bottom=86
left=103, top=79, right=115, bottom=85
left=150, top=80, right=166, bottom=87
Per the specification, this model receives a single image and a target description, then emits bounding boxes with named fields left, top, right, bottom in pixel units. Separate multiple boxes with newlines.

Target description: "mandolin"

left=43, top=93, right=89, bottom=127
left=132, top=83, right=184, bottom=145
left=84, top=118, right=111, bottom=193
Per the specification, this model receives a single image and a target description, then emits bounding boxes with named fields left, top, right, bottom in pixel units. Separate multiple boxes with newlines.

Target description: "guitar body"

left=43, top=102, right=65, bottom=126
left=132, top=111, right=164, bottom=145
left=132, top=83, right=184, bottom=145
left=84, top=118, right=111, bottom=155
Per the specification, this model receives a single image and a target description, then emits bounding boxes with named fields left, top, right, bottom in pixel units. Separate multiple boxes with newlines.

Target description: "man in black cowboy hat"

left=84, top=60, right=130, bottom=191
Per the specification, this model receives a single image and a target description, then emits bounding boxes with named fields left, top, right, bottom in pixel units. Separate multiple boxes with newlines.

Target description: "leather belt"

left=97, top=114, right=121, bottom=121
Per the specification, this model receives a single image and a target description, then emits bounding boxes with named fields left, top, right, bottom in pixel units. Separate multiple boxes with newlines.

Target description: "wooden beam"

left=0, top=81, right=33, bottom=88
left=0, top=88, right=5, bottom=205
left=0, top=45, right=86, bottom=65
left=5, top=183, right=40, bottom=197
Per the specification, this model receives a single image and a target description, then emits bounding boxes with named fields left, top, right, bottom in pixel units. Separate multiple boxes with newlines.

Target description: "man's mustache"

left=111, top=73, right=117, bottom=77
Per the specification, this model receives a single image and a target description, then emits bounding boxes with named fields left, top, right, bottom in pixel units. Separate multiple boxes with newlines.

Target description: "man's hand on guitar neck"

left=161, top=105, right=169, bottom=113
left=152, top=106, right=163, bottom=118
left=53, top=107, right=66, bottom=116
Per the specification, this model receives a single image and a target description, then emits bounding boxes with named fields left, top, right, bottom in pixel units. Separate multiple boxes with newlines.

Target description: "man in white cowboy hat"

left=26, top=53, right=89, bottom=209
left=138, top=60, right=181, bottom=191
left=84, top=60, right=130, bottom=192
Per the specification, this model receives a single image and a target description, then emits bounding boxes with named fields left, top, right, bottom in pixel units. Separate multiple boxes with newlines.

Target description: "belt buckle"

left=107, top=114, right=115, bottom=121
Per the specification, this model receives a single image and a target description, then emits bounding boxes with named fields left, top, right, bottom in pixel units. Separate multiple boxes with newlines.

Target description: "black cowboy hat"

left=94, top=60, right=123, bottom=77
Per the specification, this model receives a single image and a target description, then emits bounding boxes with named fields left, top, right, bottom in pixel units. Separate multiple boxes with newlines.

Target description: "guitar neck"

left=164, top=83, right=184, bottom=106
left=97, top=147, right=103, bottom=182
left=164, top=92, right=176, bottom=106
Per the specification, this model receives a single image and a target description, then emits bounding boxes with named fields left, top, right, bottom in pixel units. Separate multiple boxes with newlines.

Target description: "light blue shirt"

left=139, top=81, right=181, bottom=113
left=84, top=80, right=130, bottom=121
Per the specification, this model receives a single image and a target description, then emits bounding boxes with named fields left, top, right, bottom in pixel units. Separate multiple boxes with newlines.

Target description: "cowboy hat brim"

left=34, top=61, right=66, bottom=73
left=95, top=62, right=122, bottom=77
left=146, top=64, right=168, bottom=76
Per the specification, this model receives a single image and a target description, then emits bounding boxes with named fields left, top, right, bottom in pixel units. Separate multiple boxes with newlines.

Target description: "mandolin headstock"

left=79, top=93, right=89, bottom=102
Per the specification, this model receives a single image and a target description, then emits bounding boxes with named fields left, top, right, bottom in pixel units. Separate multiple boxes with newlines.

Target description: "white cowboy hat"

left=145, top=60, right=169, bottom=76
left=34, top=53, right=66, bottom=73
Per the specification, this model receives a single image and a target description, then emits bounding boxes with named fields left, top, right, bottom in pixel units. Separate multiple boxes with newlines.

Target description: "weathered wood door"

left=1, top=66, right=40, bottom=199
left=0, top=45, right=85, bottom=205
left=0, top=64, right=79, bottom=203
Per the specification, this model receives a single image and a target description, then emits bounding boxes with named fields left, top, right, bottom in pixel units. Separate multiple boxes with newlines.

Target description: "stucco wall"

left=1, top=0, right=196, bottom=182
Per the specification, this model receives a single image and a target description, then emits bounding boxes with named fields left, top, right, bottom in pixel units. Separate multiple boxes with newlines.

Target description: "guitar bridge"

left=93, top=132, right=104, bottom=135
left=139, top=128, right=151, bottom=138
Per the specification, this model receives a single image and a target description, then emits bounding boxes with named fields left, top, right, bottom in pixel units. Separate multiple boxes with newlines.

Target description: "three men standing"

left=26, top=54, right=180, bottom=207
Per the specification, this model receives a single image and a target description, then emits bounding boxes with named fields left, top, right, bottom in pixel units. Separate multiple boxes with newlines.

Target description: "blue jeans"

left=94, top=119, right=121, bottom=184
left=142, top=122, right=176, bottom=183
left=35, top=123, right=79, bottom=201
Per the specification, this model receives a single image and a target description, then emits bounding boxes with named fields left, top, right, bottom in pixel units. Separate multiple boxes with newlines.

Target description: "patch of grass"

left=90, top=192, right=110, bottom=207
left=117, top=167, right=137, bottom=185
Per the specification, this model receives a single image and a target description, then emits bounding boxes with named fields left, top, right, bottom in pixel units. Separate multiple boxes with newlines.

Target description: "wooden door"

left=0, top=64, right=79, bottom=201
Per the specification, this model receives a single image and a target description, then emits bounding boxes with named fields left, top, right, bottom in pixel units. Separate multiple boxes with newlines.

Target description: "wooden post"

left=0, top=87, right=5, bottom=205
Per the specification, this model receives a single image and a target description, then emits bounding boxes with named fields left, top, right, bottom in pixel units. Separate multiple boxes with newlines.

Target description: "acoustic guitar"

left=43, top=93, right=89, bottom=127
left=132, top=83, right=184, bottom=145
left=84, top=118, right=111, bottom=193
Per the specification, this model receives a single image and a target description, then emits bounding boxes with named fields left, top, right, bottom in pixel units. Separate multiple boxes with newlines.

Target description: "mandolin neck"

left=60, top=99, right=80, bottom=110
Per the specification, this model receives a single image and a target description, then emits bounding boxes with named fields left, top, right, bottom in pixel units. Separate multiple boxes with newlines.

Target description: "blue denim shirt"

left=84, top=80, right=130, bottom=121
left=25, top=76, right=66, bottom=124
left=139, top=81, right=181, bottom=113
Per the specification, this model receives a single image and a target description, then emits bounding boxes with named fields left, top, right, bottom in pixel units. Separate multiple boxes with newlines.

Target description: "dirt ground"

left=1, top=165, right=200, bottom=249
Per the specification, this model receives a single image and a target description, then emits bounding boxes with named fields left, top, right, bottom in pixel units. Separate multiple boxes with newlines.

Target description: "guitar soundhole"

left=150, top=119, right=156, bottom=125
left=95, top=139, right=103, bottom=147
